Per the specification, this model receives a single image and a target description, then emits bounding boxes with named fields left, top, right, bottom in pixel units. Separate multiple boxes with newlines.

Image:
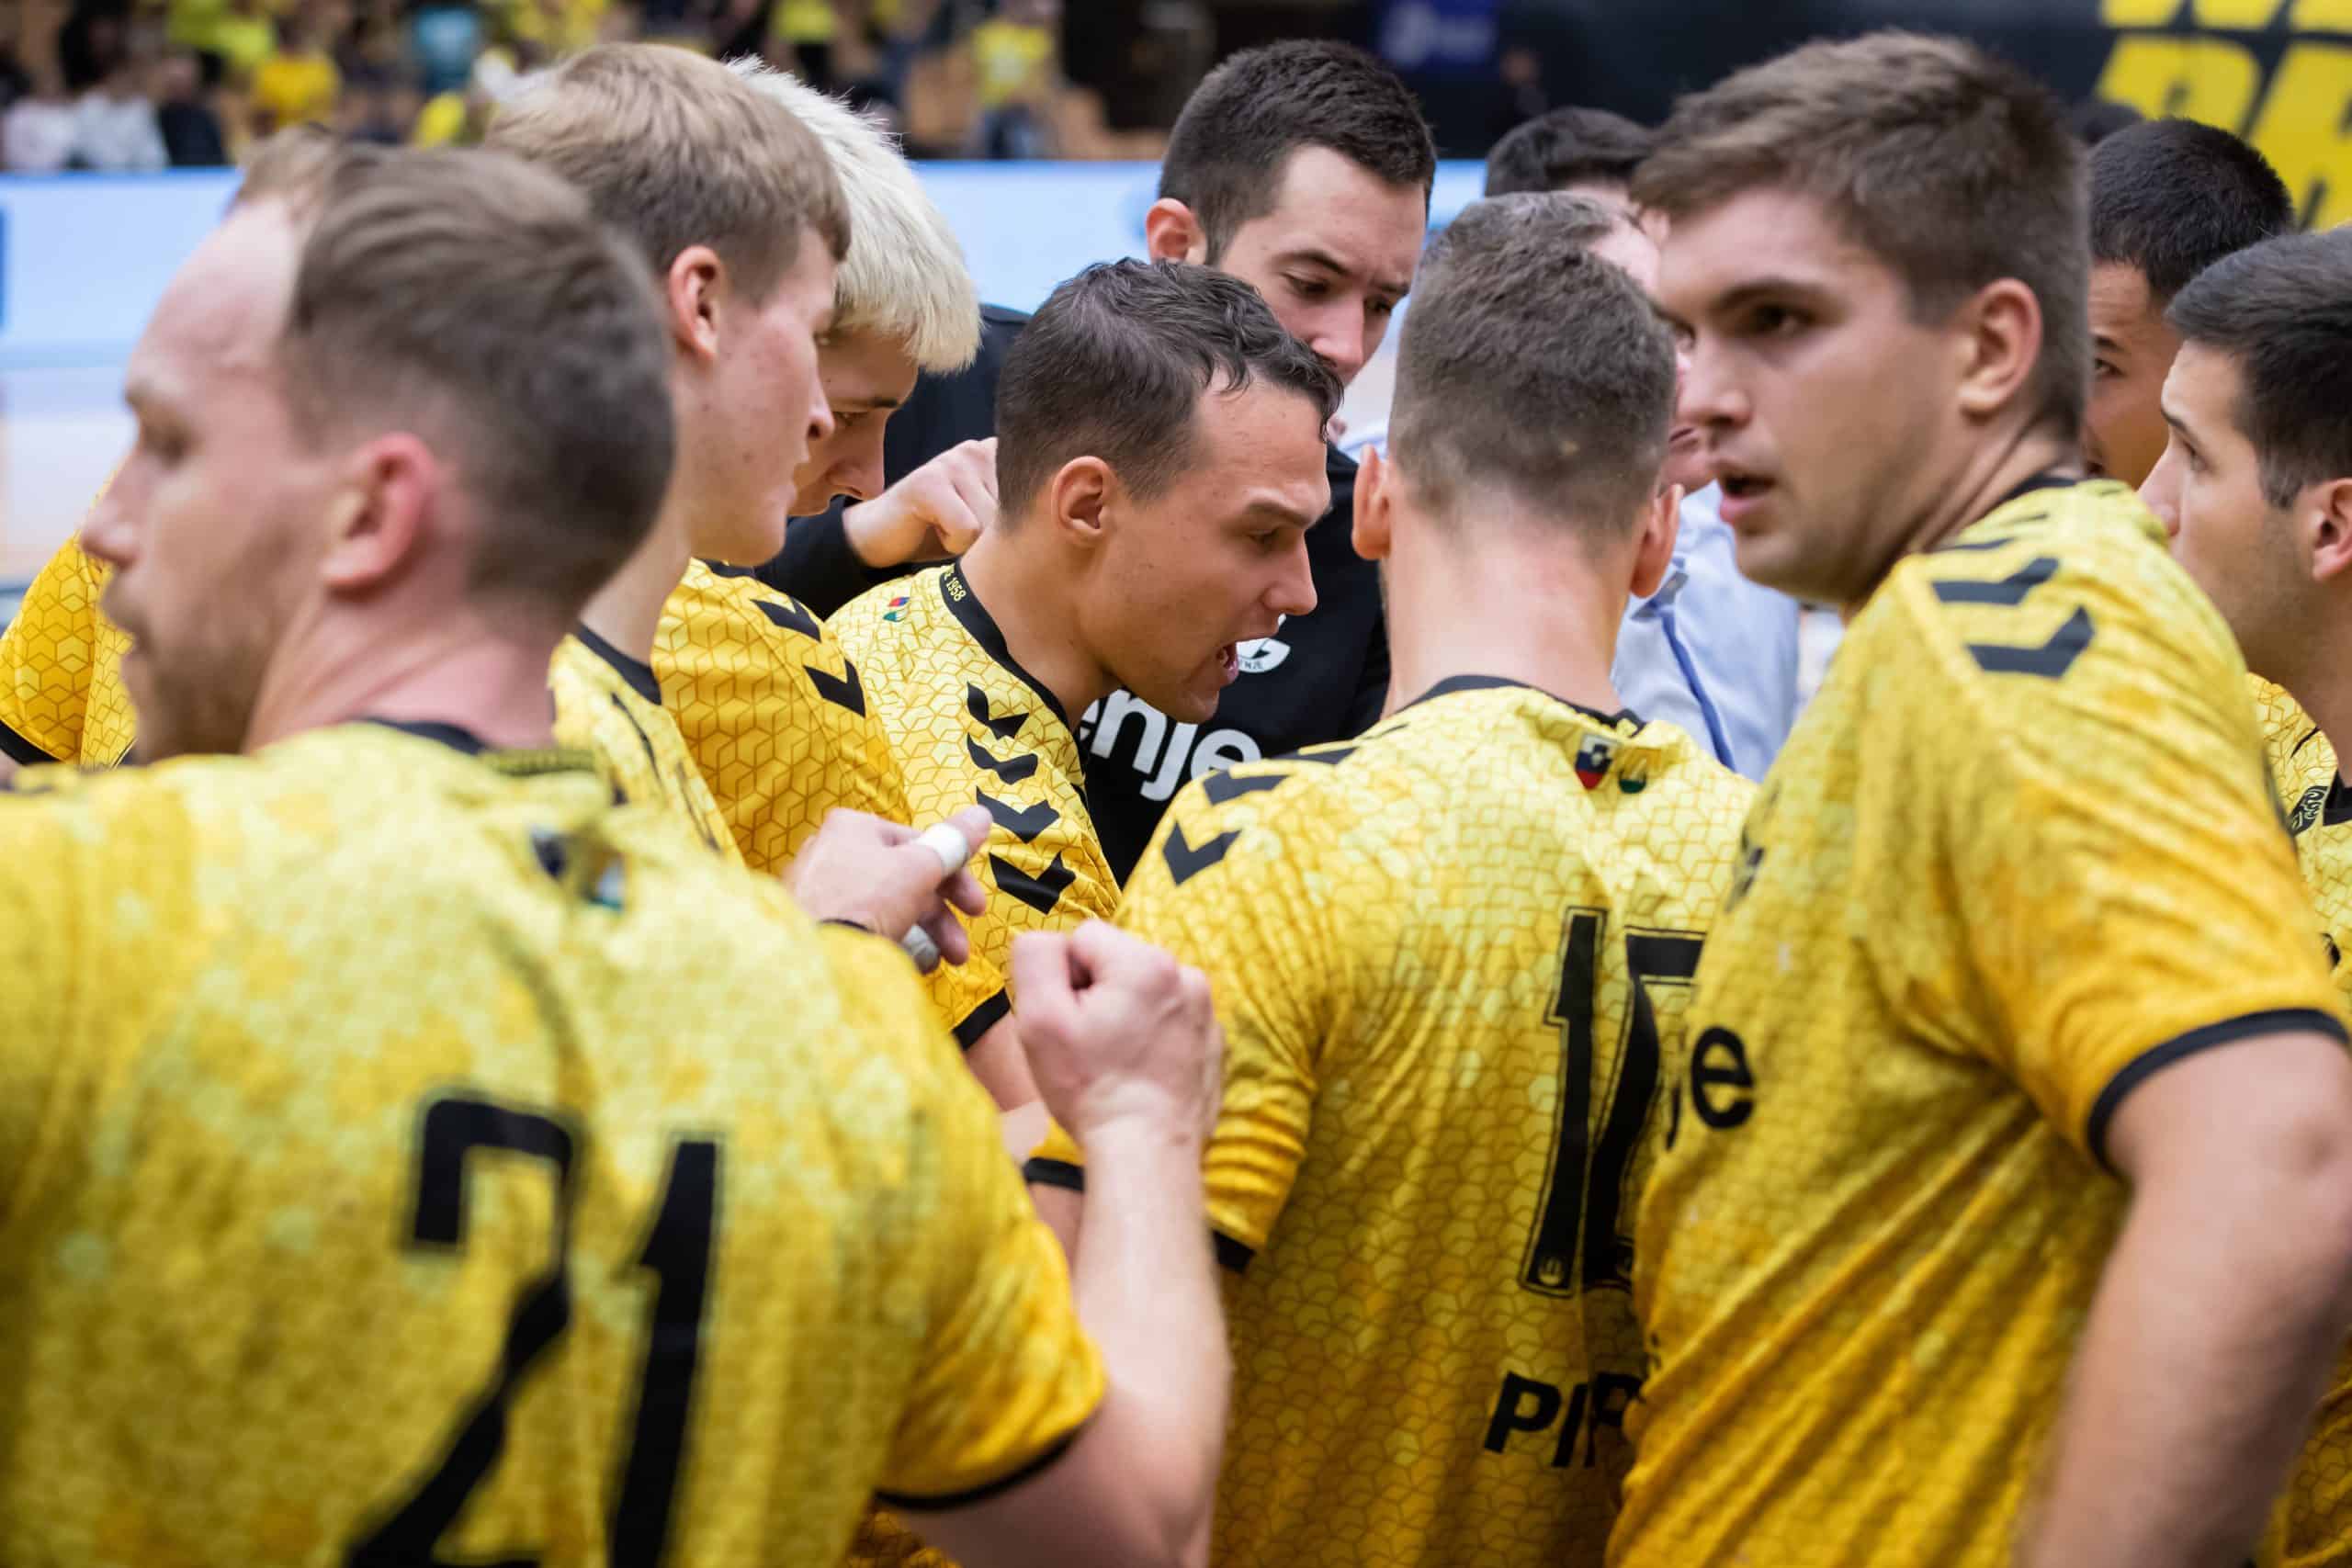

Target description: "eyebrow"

left=2093, top=332, right=2125, bottom=355
left=2160, top=400, right=2200, bottom=442
left=1705, top=276, right=1840, bottom=318
left=1279, top=247, right=1412, bottom=300
left=1235, top=497, right=1323, bottom=530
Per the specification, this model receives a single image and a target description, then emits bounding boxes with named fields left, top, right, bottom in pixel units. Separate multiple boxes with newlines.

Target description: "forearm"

left=1070, top=1118, right=1226, bottom=1556
left=2023, top=1165, right=2352, bottom=1567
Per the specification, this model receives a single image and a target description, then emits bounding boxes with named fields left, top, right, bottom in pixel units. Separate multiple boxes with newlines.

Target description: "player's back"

left=1087, top=679, right=1752, bottom=1566
left=0, top=722, right=1096, bottom=1565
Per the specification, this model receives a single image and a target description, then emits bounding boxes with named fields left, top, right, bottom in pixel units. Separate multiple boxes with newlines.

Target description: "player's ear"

left=320, top=432, right=436, bottom=594
left=1144, top=198, right=1210, bottom=266
left=1952, top=277, right=2044, bottom=423
left=1352, top=446, right=1393, bottom=562
left=1046, top=456, right=1114, bottom=549
left=2305, top=476, right=2352, bottom=585
left=1630, top=482, right=1682, bottom=600
left=664, top=244, right=724, bottom=367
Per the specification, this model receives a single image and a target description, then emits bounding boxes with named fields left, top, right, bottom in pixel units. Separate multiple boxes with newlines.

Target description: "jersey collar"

left=1400, top=672, right=1642, bottom=730
left=569, top=623, right=664, bottom=705
left=939, top=562, right=1074, bottom=731
left=360, top=717, right=599, bottom=779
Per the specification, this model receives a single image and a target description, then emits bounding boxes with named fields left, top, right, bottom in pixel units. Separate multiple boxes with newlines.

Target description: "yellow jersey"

left=1030, top=678, right=1751, bottom=1567
left=1613, top=479, right=2346, bottom=1568
left=2278, top=717, right=2352, bottom=1565
left=0, top=535, right=136, bottom=768
left=548, top=626, right=739, bottom=863
left=832, top=563, right=1119, bottom=1049
left=654, top=558, right=910, bottom=871
left=0, top=720, right=1102, bottom=1566
left=2262, top=676, right=2340, bottom=824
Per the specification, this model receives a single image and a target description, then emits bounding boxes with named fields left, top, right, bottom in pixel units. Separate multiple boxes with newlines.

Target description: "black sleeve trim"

left=953, top=987, right=1012, bottom=1053
left=1023, top=1156, right=1083, bottom=1193
left=0, top=716, right=61, bottom=767
left=1213, top=1229, right=1255, bottom=1275
left=2087, top=1008, right=2351, bottom=1170
left=874, top=1421, right=1087, bottom=1512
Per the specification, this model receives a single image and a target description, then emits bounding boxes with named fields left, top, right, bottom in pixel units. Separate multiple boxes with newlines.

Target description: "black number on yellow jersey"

left=349, top=1093, right=719, bottom=1567
left=1929, top=555, right=2097, bottom=680
left=1523, top=910, right=1703, bottom=1298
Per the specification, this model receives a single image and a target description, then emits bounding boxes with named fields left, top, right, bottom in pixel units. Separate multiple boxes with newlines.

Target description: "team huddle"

left=2, top=21, right=2351, bottom=1568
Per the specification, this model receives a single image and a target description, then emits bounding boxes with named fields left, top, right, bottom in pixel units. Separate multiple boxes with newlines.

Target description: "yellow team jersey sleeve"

left=549, top=627, right=741, bottom=863
left=656, top=559, right=911, bottom=870
left=0, top=535, right=137, bottom=767
left=1878, top=508, right=2340, bottom=1161
left=1027, top=745, right=1343, bottom=1255
left=815, top=925, right=1106, bottom=1504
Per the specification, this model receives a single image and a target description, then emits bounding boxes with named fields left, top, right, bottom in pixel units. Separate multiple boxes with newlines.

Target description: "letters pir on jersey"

left=1032, top=677, right=1754, bottom=1567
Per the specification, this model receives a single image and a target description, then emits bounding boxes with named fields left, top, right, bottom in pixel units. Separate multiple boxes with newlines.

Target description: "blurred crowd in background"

left=0, top=0, right=1615, bottom=174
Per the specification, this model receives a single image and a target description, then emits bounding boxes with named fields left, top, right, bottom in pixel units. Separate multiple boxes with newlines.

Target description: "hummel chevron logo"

left=966, top=735, right=1040, bottom=784
left=756, top=596, right=823, bottom=641
left=806, top=659, right=865, bottom=716
left=991, top=852, right=1075, bottom=914
left=1203, top=770, right=1288, bottom=806
left=967, top=684, right=1028, bottom=739
left=1162, top=822, right=1239, bottom=886
left=978, top=789, right=1058, bottom=842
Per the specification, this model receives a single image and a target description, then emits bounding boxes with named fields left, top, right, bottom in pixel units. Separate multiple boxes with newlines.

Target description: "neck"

left=956, top=525, right=1114, bottom=720
left=1845, top=421, right=2081, bottom=620
left=1386, top=502, right=1628, bottom=716
left=580, top=491, right=695, bottom=660
left=242, top=600, right=566, bottom=755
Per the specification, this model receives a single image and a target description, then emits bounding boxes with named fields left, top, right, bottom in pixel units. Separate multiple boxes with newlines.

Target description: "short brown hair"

left=1391, top=194, right=1675, bottom=533
left=487, top=43, right=850, bottom=301
left=1634, top=31, right=2089, bottom=439
left=280, top=148, right=675, bottom=617
left=994, top=260, right=1341, bottom=520
left=1159, top=40, right=1434, bottom=263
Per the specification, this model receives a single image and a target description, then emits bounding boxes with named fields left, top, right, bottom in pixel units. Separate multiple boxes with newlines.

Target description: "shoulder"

left=831, top=568, right=943, bottom=657
left=1871, top=481, right=2236, bottom=712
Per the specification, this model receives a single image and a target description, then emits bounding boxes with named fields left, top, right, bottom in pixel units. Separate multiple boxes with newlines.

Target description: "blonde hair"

left=487, top=42, right=849, bottom=302
left=729, top=60, right=980, bottom=372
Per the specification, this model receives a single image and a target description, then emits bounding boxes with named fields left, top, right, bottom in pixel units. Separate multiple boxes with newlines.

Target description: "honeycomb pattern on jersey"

left=1613, top=482, right=2342, bottom=1568
left=655, top=558, right=910, bottom=874
left=0, top=723, right=1101, bottom=1566
left=1, top=535, right=137, bottom=766
left=1042, top=680, right=1751, bottom=1567
left=548, top=631, right=740, bottom=863
left=831, top=565, right=1118, bottom=1039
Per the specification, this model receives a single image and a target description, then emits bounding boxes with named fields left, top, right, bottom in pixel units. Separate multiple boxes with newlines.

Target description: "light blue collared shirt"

left=1342, top=418, right=1802, bottom=778
left=1611, top=485, right=1803, bottom=780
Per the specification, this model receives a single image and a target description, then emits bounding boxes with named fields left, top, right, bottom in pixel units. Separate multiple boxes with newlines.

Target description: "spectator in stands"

left=184, top=0, right=278, bottom=91
left=153, top=46, right=228, bottom=164
left=71, top=52, right=165, bottom=169
left=251, top=5, right=341, bottom=130
left=969, top=0, right=1057, bottom=159
left=5, top=63, right=76, bottom=170
left=1483, top=103, right=1652, bottom=208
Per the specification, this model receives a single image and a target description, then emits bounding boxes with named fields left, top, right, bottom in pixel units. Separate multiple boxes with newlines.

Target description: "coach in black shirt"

left=764, top=42, right=1435, bottom=882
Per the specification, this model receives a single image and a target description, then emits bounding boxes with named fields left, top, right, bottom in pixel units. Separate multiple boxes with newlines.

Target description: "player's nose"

left=1678, top=340, right=1747, bottom=431
left=1268, top=535, right=1317, bottom=619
